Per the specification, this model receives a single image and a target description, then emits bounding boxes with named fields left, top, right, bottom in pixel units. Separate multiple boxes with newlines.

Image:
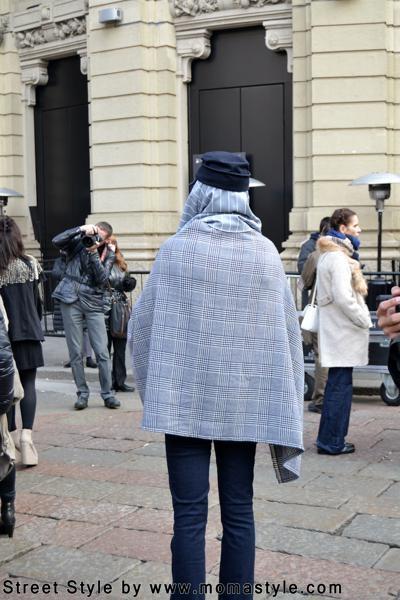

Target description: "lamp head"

left=350, top=172, right=400, bottom=212
left=0, top=187, right=23, bottom=216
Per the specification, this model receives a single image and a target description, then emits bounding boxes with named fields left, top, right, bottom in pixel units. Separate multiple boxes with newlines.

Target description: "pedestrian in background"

left=51, top=253, right=97, bottom=368
left=107, top=236, right=136, bottom=392
left=52, top=222, right=119, bottom=410
left=297, top=216, right=330, bottom=414
left=129, top=152, right=304, bottom=599
left=316, top=208, right=371, bottom=455
left=0, top=217, right=44, bottom=467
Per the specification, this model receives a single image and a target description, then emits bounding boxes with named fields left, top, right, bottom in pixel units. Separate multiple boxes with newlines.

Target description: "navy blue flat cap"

left=196, top=151, right=251, bottom=192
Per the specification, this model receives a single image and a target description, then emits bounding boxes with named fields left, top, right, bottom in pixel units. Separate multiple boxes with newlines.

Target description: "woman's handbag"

left=110, top=292, right=131, bottom=339
left=301, top=283, right=319, bottom=333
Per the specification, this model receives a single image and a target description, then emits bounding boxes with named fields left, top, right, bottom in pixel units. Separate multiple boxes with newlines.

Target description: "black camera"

left=80, top=232, right=101, bottom=248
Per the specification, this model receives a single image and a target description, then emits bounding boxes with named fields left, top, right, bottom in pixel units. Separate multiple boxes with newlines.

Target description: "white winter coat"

left=316, top=237, right=372, bottom=368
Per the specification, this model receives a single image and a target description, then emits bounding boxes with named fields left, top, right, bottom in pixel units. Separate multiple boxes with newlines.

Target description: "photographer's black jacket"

left=52, top=227, right=115, bottom=313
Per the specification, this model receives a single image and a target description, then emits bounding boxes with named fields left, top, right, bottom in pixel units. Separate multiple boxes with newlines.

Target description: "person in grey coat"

left=52, top=222, right=118, bottom=410
left=297, top=216, right=330, bottom=414
left=129, top=152, right=304, bottom=599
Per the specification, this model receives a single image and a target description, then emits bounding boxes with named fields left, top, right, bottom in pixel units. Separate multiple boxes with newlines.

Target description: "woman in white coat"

left=316, top=208, right=371, bottom=455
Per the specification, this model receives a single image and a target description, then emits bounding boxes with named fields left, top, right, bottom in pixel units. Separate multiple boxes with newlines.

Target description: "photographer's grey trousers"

left=61, top=302, right=113, bottom=400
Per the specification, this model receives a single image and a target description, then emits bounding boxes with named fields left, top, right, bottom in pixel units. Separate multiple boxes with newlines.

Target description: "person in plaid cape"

left=129, top=151, right=304, bottom=599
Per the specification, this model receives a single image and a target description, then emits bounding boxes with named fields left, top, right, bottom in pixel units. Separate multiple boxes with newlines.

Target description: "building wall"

left=0, top=0, right=25, bottom=234
left=87, top=0, right=179, bottom=269
left=2, top=0, right=400, bottom=271
left=285, top=0, right=400, bottom=270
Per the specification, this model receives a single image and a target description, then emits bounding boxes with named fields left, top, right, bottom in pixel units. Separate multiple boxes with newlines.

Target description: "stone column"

left=283, top=0, right=400, bottom=270
left=0, top=3, right=25, bottom=229
left=88, top=0, right=179, bottom=269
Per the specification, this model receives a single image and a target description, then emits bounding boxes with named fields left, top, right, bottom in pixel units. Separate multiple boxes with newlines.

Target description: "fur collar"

left=317, top=235, right=353, bottom=256
left=317, top=237, right=368, bottom=297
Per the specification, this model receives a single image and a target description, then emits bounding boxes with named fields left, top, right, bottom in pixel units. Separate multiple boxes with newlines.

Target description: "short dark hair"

left=330, top=208, right=356, bottom=231
left=319, top=216, right=331, bottom=235
left=96, top=221, right=113, bottom=237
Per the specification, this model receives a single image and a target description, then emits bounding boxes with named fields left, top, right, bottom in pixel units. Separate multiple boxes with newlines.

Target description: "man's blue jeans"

left=317, top=367, right=353, bottom=454
left=165, top=434, right=256, bottom=600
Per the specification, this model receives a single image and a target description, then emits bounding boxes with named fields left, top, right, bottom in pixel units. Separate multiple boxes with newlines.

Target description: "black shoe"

left=104, top=396, right=120, bottom=409
left=308, top=402, right=322, bottom=414
left=0, top=500, right=15, bottom=538
left=64, top=361, right=71, bottom=368
left=86, top=357, right=98, bottom=369
left=114, top=384, right=135, bottom=392
left=74, top=396, right=88, bottom=410
left=317, top=442, right=355, bottom=455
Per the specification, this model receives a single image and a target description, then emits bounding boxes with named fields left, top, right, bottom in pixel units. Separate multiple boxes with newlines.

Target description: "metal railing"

left=41, top=258, right=400, bottom=336
left=40, top=260, right=150, bottom=336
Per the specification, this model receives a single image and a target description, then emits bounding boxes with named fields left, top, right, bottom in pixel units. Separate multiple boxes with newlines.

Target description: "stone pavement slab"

left=119, top=507, right=173, bottom=534
left=374, top=548, right=400, bottom=573
left=101, top=483, right=172, bottom=510
left=39, top=446, right=129, bottom=467
left=357, top=459, right=400, bottom=481
left=30, top=476, right=119, bottom=501
left=23, top=494, right=137, bottom=524
left=256, top=522, right=388, bottom=568
left=343, top=494, right=400, bottom=519
left=253, top=548, right=400, bottom=600
left=342, top=514, right=400, bottom=546
left=306, top=472, right=392, bottom=497
left=6, top=546, right=135, bottom=587
left=3, top=373, right=399, bottom=600
left=253, top=483, right=350, bottom=509
left=380, top=480, right=400, bottom=499
left=15, top=516, right=110, bottom=549
left=253, top=499, right=355, bottom=533
left=0, top=539, right=39, bottom=567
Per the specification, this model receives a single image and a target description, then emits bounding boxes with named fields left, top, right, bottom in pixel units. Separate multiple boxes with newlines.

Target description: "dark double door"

left=35, top=56, right=90, bottom=260
left=189, top=27, right=292, bottom=251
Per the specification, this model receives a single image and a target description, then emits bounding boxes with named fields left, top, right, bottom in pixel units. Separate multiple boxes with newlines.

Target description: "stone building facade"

left=1, top=0, right=400, bottom=270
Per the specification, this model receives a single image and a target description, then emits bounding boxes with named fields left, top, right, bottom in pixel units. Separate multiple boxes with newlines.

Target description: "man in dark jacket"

left=297, top=217, right=330, bottom=414
left=52, top=222, right=119, bottom=410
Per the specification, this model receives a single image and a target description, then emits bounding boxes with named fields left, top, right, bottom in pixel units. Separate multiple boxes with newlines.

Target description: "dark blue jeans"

left=317, top=367, right=353, bottom=454
left=165, top=434, right=256, bottom=600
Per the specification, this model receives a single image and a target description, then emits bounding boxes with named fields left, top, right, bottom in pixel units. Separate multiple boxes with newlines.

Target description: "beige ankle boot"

left=10, top=430, right=21, bottom=464
left=20, top=429, right=38, bottom=466
left=10, top=430, right=21, bottom=451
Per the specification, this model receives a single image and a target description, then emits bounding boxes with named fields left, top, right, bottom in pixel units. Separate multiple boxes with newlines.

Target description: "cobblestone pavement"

left=0, top=340, right=399, bottom=600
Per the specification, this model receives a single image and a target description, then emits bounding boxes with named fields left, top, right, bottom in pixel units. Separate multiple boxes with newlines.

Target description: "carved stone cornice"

left=264, top=18, right=292, bottom=72
left=14, top=16, right=86, bottom=49
left=169, top=0, right=289, bottom=18
left=20, top=60, right=49, bottom=106
left=0, top=16, right=9, bottom=46
left=176, top=28, right=212, bottom=83
left=77, top=48, right=88, bottom=76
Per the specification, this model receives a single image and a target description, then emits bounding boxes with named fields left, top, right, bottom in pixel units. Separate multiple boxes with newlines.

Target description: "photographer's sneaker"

left=74, top=395, right=88, bottom=410
left=104, top=396, right=120, bottom=409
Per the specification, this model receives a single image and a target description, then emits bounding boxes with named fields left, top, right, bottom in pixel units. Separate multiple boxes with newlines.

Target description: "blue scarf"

left=326, top=228, right=360, bottom=261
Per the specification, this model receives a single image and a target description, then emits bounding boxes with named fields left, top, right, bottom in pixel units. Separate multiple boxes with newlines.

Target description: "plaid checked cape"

left=129, top=182, right=304, bottom=482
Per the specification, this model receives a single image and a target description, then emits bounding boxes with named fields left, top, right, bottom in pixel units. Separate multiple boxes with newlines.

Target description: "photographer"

left=52, top=222, right=119, bottom=410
